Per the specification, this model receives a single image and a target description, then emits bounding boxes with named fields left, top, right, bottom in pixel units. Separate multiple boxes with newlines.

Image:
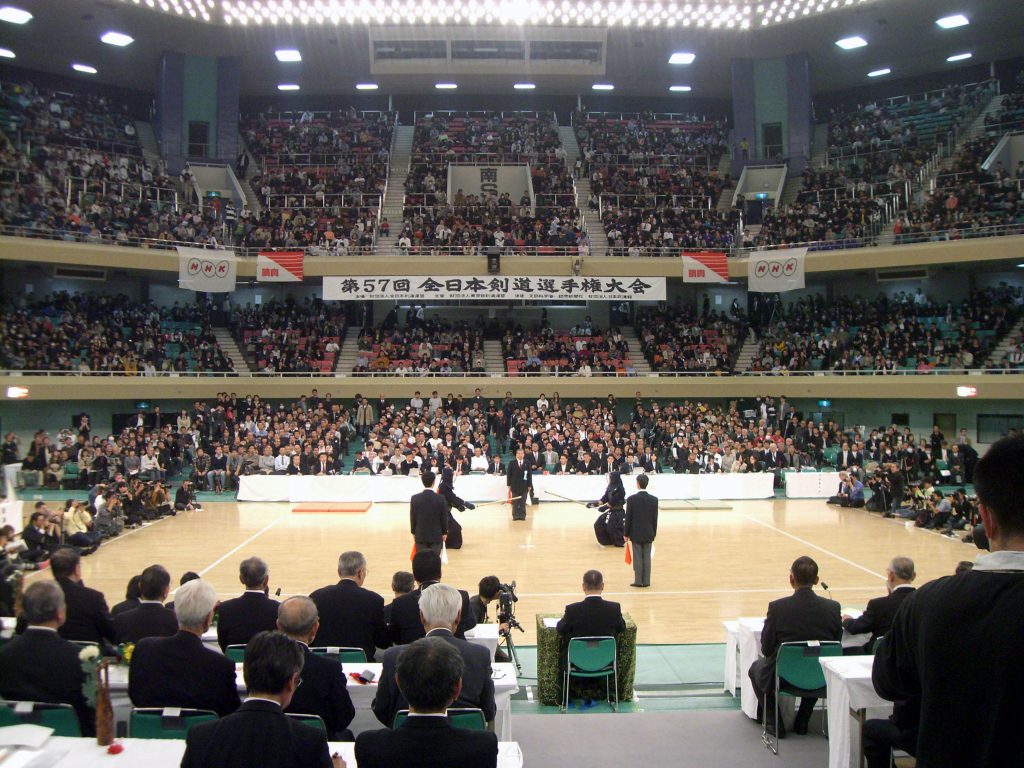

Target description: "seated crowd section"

left=501, top=319, right=632, bottom=376
left=398, top=111, right=585, bottom=253
left=229, top=298, right=347, bottom=374
left=747, top=286, right=1023, bottom=373
left=240, top=109, right=394, bottom=252
left=635, top=305, right=747, bottom=374
left=352, top=317, right=486, bottom=376
left=574, top=110, right=737, bottom=254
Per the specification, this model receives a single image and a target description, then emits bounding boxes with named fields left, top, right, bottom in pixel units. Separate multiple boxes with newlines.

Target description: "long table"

left=0, top=737, right=524, bottom=768
left=238, top=472, right=775, bottom=503
left=108, top=661, right=520, bottom=740
left=820, top=655, right=893, bottom=768
left=784, top=471, right=842, bottom=499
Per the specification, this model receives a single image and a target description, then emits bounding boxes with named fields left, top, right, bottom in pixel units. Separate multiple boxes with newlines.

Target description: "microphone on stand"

left=821, top=581, right=833, bottom=600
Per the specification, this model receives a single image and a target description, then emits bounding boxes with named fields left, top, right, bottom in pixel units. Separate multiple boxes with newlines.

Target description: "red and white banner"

left=257, top=250, right=304, bottom=283
left=748, top=247, right=807, bottom=293
left=177, top=246, right=237, bottom=293
left=681, top=251, right=729, bottom=283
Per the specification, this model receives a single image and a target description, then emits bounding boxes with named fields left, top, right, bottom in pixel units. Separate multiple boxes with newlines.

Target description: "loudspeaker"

left=486, top=249, right=501, bottom=274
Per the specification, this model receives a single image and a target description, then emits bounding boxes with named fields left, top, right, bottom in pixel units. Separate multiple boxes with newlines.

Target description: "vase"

left=95, top=659, right=115, bottom=746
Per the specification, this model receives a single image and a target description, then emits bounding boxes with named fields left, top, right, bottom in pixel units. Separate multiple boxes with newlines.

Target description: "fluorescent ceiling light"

left=513, top=83, right=536, bottom=90
left=275, top=49, right=302, bottom=62
left=101, top=31, right=134, bottom=47
left=868, top=68, right=891, bottom=78
left=592, top=83, right=614, bottom=91
left=435, top=83, right=458, bottom=89
left=669, top=85, right=692, bottom=92
left=835, top=36, right=867, bottom=50
left=946, top=52, right=972, bottom=62
left=669, top=51, right=696, bottom=65
left=72, top=63, right=98, bottom=74
left=355, top=83, right=379, bottom=90
left=935, top=14, right=969, bottom=29
left=277, top=83, right=300, bottom=91
left=0, top=6, right=32, bottom=24
left=0, top=47, right=14, bottom=59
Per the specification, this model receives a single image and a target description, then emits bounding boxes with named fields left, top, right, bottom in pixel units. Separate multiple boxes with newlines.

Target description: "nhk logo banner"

left=257, top=250, right=304, bottom=283
left=177, top=246, right=237, bottom=293
left=748, top=247, right=806, bottom=293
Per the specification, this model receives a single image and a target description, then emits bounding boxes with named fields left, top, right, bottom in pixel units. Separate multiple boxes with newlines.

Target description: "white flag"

left=440, top=542, right=449, bottom=565
left=178, top=246, right=237, bottom=293
left=748, top=247, right=806, bottom=293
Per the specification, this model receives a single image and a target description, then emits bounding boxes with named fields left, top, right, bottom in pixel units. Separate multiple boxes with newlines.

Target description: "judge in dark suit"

left=110, top=574, right=142, bottom=617
left=277, top=597, right=355, bottom=740
left=309, top=551, right=391, bottom=660
left=388, top=551, right=476, bottom=645
left=748, top=556, right=842, bottom=738
left=506, top=448, right=531, bottom=521
left=217, top=557, right=280, bottom=651
left=556, top=570, right=626, bottom=639
left=624, top=474, right=659, bottom=588
left=373, top=584, right=495, bottom=728
left=0, top=581, right=94, bottom=735
left=49, top=546, right=117, bottom=648
left=129, top=578, right=240, bottom=717
left=181, top=631, right=340, bottom=768
left=113, top=564, right=177, bottom=643
left=410, top=471, right=448, bottom=556
left=356, top=637, right=498, bottom=768
left=842, top=557, right=916, bottom=654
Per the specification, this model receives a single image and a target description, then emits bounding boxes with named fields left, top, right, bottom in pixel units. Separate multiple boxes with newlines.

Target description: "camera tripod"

left=497, top=612, right=524, bottom=674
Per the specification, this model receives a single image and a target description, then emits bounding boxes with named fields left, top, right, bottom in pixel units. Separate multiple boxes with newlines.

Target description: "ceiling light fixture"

left=277, top=83, right=300, bottom=91
left=669, top=85, right=692, bottom=92
left=946, top=52, right=972, bottom=62
left=592, top=83, right=615, bottom=91
left=0, top=47, right=14, bottom=58
left=867, top=68, right=891, bottom=77
left=435, top=83, right=458, bottom=89
left=669, top=51, right=696, bottom=65
left=275, top=49, right=302, bottom=62
left=355, top=83, right=379, bottom=90
left=835, top=36, right=868, bottom=50
left=513, top=83, right=536, bottom=90
left=935, top=14, right=969, bottom=29
left=101, top=31, right=134, bottom=46
left=72, top=63, right=98, bottom=74
left=0, top=5, right=31, bottom=24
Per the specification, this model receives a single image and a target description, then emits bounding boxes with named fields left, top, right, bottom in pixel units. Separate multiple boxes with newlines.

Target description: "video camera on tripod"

left=495, top=581, right=524, bottom=673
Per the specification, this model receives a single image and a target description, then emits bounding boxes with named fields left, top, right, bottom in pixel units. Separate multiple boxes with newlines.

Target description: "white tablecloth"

left=0, top=736, right=524, bottom=768
left=820, top=656, right=893, bottom=768
left=109, top=661, right=520, bottom=740
left=784, top=472, right=843, bottom=499
left=238, top=472, right=775, bottom=503
left=723, top=621, right=741, bottom=695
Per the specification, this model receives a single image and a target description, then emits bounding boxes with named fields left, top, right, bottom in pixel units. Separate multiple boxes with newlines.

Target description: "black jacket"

left=760, top=587, right=842, bottom=669
left=0, top=627, right=94, bottom=735
left=556, top=595, right=626, bottom=639
left=506, top=460, right=532, bottom=494
left=410, top=489, right=448, bottom=544
left=356, top=716, right=498, bottom=768
left=309, top=579, right=390, bottom=660
left=842, top=586, right=915, bottom=651
left=182, top=699, right=332, bottom=768
left=624, top=490, right=659, bottom=544
left=387, top=582, right=477, bottom=645
left=56, top=577, right=117, bottom=646
left=129, top=630, right=240, bottom=717
left=372, top=628, right=495, bottom=728
left=111, top=597, right=140, bottom=616
left=216, top=592, right=281, bottom=652
left=284, top=644, right=355, bottom=737
left=113, top=602, right=178, bottom=644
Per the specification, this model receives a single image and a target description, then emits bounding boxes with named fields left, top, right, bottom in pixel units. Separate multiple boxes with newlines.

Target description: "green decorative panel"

left=535, top=612, right=637, bottom=706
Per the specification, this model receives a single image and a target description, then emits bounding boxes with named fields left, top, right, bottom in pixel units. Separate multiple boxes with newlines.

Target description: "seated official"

left=181, top=631, right=341, bottom=768
left=748, top=556, right=842, bottom=738
left=49, top=546, right=117, bottom=648
left=129, top=578, right=241, bottom=717
left=310, top=551, right=391, bottom=660
left=356, top=637, right=498, bottom=768
left=373, top=584, right=495, bottom=728
left=556, top=569, right=626, bottom=639
left=0, top=581, right=94, bottom=735
left=389, top=552, right=476, bottom=645
left=842, top=556, right=916, bottom=654
left=113, top=563, right=177, bottom=643
left=217, top=556, right=280, bottom=651
left=277, top=596, right=356, bottom=740
left=111, top=574, right=142, bottom=616
left=385, top=571, right=415, bottom=628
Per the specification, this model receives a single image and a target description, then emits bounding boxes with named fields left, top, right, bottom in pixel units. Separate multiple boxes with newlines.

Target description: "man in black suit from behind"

left=389, top=551, right=476, bottom=645
left=0, top=581, right=94, bottom=735
left=843, top=556, right=916, bottom=654
left=624, top=474, right=659, bottom=588
left=309, top=550, right=391, bottom=660
left=356, top=637, right=498, bottom=768
left=181, top=631, right=341, bottom=768
left=556, top=569, right=626, bottom=639
left=748, top=556, right=842, bottom=738
left=110, top=574, right=142, bottom=616
left=113, top=563, right=177, bottom=643
left=374, top=584, right=495, bottom=728
left=217, top=556, right=280, bottom=651
left=410, top=471, right=448, bottom=556
left=47, top=546, right=117, bottom=650
left=129, top=578, right=240, bottom=717
left=277, top=596, right=355, bottom=740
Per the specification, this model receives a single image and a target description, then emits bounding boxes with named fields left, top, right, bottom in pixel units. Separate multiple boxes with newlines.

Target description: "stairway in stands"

left=484, top=339, right=506, bottom=374
left=381, top=125, right=415, bottom=235
left=212, top=328, right=252, bottom=374
left=558, top=125, right=608, bottom=257
left=732, top=330, right=760, bottom=373
left=618, top=327, right=651, bottom=375
left=986, top=315, right=1024, bottom=367
left=336, top=333, right=364, bottom=376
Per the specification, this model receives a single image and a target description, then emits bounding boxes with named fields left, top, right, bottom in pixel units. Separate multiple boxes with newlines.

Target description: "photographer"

left=63, top=500, right=101, bottom=552
left=175, top=480, right=201, bottom=512
left=468, top=576, right=512, bottom=663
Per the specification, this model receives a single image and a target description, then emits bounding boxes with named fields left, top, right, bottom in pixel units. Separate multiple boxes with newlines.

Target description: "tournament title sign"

left=323, top=275, right=666, bottom=301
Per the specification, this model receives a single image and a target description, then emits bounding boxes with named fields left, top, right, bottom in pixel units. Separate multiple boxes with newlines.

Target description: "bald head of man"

left=276, top=596, right=320, bottom=645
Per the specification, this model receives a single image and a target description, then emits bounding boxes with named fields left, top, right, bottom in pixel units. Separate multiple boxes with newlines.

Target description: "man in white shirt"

left=469, top=449, right=489, bottom=472
left=274, top=449, right=292, bottom=475
left=410, top=392, right=424, bottom=412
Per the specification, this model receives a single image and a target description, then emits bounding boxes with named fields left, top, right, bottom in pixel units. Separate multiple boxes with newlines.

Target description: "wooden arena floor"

left=31, top=500, right=973, bottom=645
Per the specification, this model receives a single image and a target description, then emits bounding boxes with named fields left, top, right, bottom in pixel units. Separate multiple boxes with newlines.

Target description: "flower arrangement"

left=78, top=644, right=102, bottom=707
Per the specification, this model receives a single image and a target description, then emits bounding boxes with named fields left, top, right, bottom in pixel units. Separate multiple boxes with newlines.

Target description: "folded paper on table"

left=542, top=618, right=560, bottom=628
left=0, top=725, right=53, bottom=749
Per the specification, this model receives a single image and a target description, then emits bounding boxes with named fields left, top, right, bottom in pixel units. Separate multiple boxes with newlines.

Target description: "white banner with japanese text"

left=322, top=275, right=666, bottom=302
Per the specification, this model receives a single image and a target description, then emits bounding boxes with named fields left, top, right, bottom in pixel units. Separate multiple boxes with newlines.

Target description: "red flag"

left=410, top=543, right=417, bottom=561
left=624, top=542, right=632, bottom=565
